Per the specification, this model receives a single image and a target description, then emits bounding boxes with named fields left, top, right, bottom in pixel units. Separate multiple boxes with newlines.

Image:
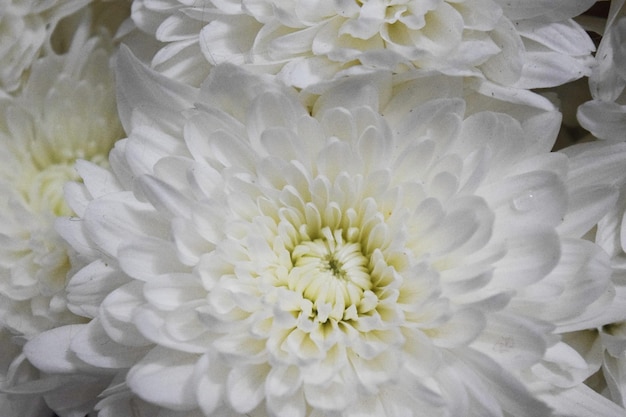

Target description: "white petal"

left=558, top=184, right=617, bottom=238
left=481, top=170, right=568, bottom=233
left=516, top=238, right=612, bottom=327
left=267, top=388, right=306, bottom=417
left=116, top=45, right=196, bottom=132
left=492, top=230, right=560, bottom=288
left=83, top=193, right=164, bottom=258
left=456, top=349, right=552, bottom=416
left=303, top=370, right=358, bottom=411
left=137, top=174, right=195, bottom=219
left=118, top=237, right=186, bottom=281
left=538, top=383, right=626, bottom=417
left=516, top=20, right=594, bottom=56
left=473, top=312, right=549, bottom=370
left=577, top=100, right=626, bottom=141
left=127, top=346, right=199, bottom=411
left=430, top=309, right=486, bottom=349
left=71, top=319, right=147, bottom=369
left=198, top=16, right=260, bottom=65
left=226, top=364, right=271, bottom=413
left=312, top=71, right=392, bottom=116
left=65, top=259, right=128, bottom=318
left=479, top=18, right=524, bottom=85
left=143, top=274, right=206, bottom=311
left=24, top=325, right=93, bottom=374
left=75, top=159, right=123, bottom=199
left=514, top=49, right=592, bottom=89
left=193, top=353, right=227, bottom=416
left=100, top=282, right=152, bottom=347
left=265, top=365, right=303, bottom=397
left=497, top=0, right=596, bottom=21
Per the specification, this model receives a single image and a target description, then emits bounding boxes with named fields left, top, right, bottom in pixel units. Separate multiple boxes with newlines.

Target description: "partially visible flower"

left=565, top=174, right=626, bottom=407
left=0, top=19, right=123, bottom=338
left=23, top=49, right=626, bottom=417
left=578, top=1, right=626, bottom=140
left=130, top=0, right=596, bottom=89
left=0, top=0, right=91, bottom=93
left=0, top=15, right=124, bottom=414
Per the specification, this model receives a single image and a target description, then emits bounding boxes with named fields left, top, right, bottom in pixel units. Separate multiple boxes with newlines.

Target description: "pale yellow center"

left=288, top=227, right=373, bottom=322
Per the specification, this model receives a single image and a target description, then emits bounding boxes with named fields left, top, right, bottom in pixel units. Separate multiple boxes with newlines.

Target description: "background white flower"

left=129, top=0, right=597, bottom=89
left=0, top=14, right=124, bottom=415
left=23, top=49, right=626, bottom=417
left=0, top=0, right=91, bottom=93
left=0, top=18, right=123, bottom=338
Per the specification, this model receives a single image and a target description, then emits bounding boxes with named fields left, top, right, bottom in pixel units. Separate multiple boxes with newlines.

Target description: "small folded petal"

left=24, top=325, right=93, bottom=374
left=127, top=347, right=199, bottom=411
left=577, top=101, right=626, bottom=141
left=226, top=364, right=271, bottom=413
left=71, top=319, right=148, bottom=369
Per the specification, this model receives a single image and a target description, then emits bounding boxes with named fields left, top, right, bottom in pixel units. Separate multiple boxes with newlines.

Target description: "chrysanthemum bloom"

left=0, top=0, right=92, bottom=93
left=577, top=2, right=626, bottom=141
left=0, top=22, right=123, bottom=417
left=0, top=19, right=123, bottom=337
left=0, top=19, right=124, bottom=415
left=129, top=0, right=597, bottom=89
left=24, top=48, right=626, bottom=417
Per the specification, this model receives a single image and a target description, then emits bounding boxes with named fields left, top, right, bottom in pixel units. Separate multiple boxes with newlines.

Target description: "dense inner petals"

left=289, top=227, right=372, bottom=322
left=251, top=172, right=401, bottom=326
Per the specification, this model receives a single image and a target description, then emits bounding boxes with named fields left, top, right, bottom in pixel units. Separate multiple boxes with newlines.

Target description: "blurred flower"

left=0, top=15, right=124, bottom=416
left=23, top=49, right=626, bottom=417
left=0, top=18, right=123, bottom=337
left=129, top=0, right=597, bottom=89
left=0, top=0, right=91, bottom=93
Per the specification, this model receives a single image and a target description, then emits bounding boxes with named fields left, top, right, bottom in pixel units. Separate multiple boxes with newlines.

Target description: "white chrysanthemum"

left=0, top=22, right=123, bottom=339
left=0, top=0, right=92, bottom=93
left=577, top=2, right=626, bottom=140
left=24, top=49, right=626, bottom=417
left=130, top=0, right=596, bottom=89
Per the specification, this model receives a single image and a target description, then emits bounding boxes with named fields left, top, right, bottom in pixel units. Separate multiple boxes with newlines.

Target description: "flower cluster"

left=2, top=1, right=626, bottom=417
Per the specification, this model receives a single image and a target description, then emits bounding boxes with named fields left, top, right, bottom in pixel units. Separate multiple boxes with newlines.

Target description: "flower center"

left=19, top=162, right=82, bottom=217
left=288, top=227, right=372, bottom=322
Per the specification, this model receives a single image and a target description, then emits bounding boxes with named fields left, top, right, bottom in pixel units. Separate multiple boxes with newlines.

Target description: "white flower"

left=577, top=2, right=626, bottom=140
left=24, top=49, right=626, bottom=417
left=0, top=20, right=123, bottom=338
left=130, top=0, right=596, bottom=89
left=0, top=15, right=125, bottom=416
left=0, top=0, right=92, bottom=93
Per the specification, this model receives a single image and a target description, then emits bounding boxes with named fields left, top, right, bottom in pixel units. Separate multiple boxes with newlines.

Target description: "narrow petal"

left=538, top=384, right=626, bottom=417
